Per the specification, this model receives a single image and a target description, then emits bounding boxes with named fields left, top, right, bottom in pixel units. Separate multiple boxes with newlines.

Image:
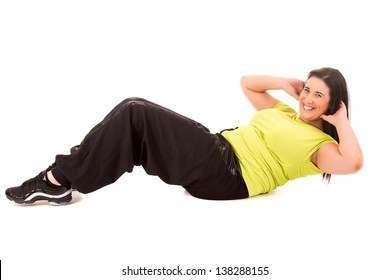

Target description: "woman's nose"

left=305, top=95, right=313, bottom=103
left=306, top=94, right=314, bottom=103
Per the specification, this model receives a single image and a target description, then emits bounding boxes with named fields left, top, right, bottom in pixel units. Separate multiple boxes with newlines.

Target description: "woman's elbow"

left=240, top=76, right=249, bottom=91
left=350, top=156, right=364, bottom=174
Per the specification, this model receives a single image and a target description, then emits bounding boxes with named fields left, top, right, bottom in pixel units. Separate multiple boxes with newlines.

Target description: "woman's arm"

left=314, top=102, right=363, bottom=174
left=241, top=75, right=304, bottom=110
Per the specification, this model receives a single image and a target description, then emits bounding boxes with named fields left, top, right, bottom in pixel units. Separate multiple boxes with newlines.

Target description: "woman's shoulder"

left=273, top=102, right=297, bottom=116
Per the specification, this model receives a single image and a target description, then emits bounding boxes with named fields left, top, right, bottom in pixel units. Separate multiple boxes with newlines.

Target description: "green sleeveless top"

left=222, top=102, right=337, bottom=197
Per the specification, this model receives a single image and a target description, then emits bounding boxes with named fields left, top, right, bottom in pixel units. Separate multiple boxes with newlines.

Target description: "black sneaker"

left=5, top=169, right=72, bottom=206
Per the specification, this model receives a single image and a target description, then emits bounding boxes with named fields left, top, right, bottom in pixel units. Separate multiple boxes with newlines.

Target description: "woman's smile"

left=299, top=77, right=331, bottom=129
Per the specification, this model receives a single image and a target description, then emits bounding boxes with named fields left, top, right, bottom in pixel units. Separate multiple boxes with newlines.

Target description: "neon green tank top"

left=222, top=102, right=337, bottom=197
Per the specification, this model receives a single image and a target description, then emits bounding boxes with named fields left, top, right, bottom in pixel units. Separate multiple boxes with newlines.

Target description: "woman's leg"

left=6, top=97, right=248, bottom=204
left=55, top=97, right=210, bottom=193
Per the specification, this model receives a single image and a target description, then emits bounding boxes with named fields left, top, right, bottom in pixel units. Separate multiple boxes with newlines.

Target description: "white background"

left=0, top=0, right=389, bottom=279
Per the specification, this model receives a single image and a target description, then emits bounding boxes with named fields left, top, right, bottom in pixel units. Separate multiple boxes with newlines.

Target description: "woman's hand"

left=283, top=78, right=305, bottom=100
left=321, top=101, right=348, bottom=126
left=315, top=101, right=363, bottom=174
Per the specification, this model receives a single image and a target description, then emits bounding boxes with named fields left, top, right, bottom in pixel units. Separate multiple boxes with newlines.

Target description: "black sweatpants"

left=55, top=98, right=248, bottom=200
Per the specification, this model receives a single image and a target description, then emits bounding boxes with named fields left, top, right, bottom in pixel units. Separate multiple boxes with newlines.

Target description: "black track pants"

left=55, top=98, right=248, bottom=200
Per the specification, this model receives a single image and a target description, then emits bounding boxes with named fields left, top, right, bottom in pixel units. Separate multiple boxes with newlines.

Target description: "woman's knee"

left=116, top=97, right=151, bottom=115
left=106, top=97, right=146, bottom=117
left=122, top=97, right=149, bottom=106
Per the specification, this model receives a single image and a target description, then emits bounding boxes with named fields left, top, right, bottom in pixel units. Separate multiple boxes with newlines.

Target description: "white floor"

left=1, top=165, right=388, bottom=280
left=1, top=1, right=389, bottom=279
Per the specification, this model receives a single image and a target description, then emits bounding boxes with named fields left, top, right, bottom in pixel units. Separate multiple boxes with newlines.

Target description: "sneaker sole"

left=6, top=189, right=73, bottom=206
left=49, top=193, right=73, bottom=206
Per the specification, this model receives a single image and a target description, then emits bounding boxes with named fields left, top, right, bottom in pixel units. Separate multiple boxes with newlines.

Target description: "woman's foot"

left=5, top=167, right=72, bottom=206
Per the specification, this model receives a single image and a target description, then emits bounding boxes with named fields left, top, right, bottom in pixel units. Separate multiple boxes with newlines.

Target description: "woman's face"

left=299, top=76, right=331, bottom=129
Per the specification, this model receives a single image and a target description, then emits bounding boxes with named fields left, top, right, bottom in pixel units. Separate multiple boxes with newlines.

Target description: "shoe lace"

left=21, top=172, right=45, bottom=194
left=22, top=172, right=45, bottom=190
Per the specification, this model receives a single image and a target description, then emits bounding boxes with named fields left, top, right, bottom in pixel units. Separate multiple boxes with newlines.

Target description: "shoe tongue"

left=43, top=173, right=50, bottom=183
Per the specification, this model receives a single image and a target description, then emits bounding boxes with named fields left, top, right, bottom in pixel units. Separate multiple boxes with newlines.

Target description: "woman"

left=5, top=67, right=363, bottom=205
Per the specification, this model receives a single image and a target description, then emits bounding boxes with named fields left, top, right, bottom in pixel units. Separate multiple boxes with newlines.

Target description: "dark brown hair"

left=307, top=67, right=350, bottom=182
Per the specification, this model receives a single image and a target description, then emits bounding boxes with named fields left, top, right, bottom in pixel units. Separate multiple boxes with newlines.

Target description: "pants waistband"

left=212, top=133, right=242, bottom=177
